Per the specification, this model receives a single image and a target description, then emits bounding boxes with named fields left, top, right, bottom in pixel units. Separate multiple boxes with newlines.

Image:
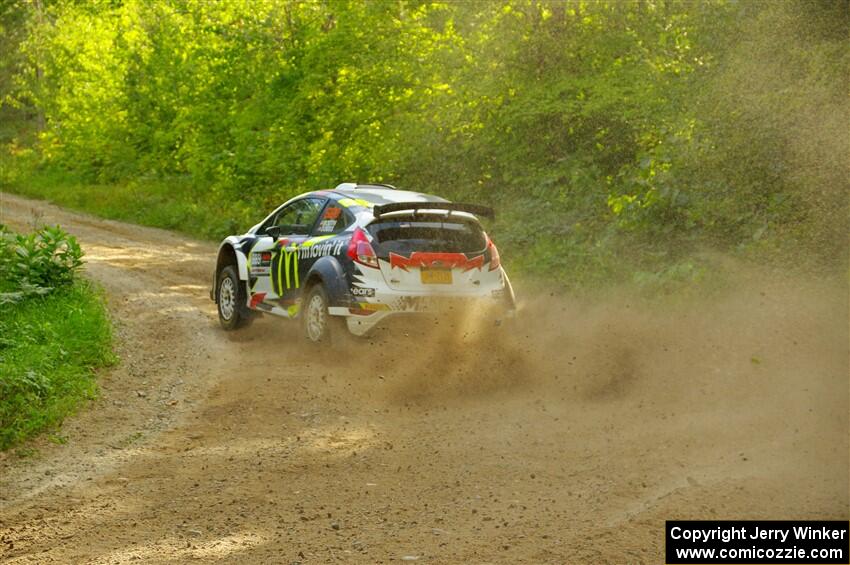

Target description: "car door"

left=268, top=198, right=326, bottom=310
left=247, top=198, right=325, bottom=315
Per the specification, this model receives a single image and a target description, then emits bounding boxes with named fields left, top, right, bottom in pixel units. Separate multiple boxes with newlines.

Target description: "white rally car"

left=211, top=183, right=516, bottom=342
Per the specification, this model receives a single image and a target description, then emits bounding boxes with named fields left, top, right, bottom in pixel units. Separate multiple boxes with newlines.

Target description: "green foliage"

left=0, top=224, right=83, bottom=292
left=0, top=166, right=253, bottom=240
left=0, top=224, right=113, bottom=450
left=2, top=0, right=847, bottom=286
left=0, top=280, right=114, bottom=450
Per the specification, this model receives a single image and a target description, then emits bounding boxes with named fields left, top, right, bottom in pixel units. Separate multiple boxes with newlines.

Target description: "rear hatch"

left=367, top=213, right=491, bottom=293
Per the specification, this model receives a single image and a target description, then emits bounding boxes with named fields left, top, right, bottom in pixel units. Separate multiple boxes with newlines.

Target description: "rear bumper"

left=329, top=290, right=515, bottom=336
left=325, top=265, right=516, bottom=336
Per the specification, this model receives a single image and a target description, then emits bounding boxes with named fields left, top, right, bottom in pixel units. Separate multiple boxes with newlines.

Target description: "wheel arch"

left=213, top=239, right=249, bottom=302
left=302, top=256, right=350, bottom=308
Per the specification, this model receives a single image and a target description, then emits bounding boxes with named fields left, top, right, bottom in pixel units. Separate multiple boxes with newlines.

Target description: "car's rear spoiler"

left=372, top=202, right=495, bottom=220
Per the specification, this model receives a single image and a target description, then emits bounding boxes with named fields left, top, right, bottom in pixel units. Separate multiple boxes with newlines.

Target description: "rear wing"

left=372, top=202, right=495, bottom=220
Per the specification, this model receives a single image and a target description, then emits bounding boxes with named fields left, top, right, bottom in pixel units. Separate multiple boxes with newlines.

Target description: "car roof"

left=325, top=184, right=448, bottom=207
left=248, top=184, right=475, bottom=234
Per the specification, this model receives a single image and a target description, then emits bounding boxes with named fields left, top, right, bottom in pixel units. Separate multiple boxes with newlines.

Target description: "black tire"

left=302, top=284, right=347, bottom=344
left=217, top=265, right=252, bottom=330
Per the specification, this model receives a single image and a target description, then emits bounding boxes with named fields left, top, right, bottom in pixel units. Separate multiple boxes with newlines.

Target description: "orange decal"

left=389, top=252, right=484, bottom=272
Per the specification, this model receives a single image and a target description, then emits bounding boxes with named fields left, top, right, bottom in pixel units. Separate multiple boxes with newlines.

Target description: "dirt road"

left=0, top=192, right=847, bottom=564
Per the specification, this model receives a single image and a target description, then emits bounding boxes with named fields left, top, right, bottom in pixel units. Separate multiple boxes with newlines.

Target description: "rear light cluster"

left=347, top=228, right=379, bottom=268
left=486, top=235, right=501, bottom=271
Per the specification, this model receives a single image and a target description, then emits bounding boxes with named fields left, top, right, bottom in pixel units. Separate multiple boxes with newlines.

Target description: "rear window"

left=367, top=219, right=486, bottom=256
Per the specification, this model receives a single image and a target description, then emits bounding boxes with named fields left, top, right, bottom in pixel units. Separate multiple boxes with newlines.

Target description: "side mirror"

left=265, top=225, right=282, bottom=239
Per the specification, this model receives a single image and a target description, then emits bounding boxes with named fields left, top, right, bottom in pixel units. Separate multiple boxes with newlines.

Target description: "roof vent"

left=355, top=183, right=397, bottom=190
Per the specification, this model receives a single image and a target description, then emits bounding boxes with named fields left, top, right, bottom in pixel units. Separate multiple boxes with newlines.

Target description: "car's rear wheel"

left=217, top=265, right=252, bottom=330
left=302, top=284, right=347, bottom=344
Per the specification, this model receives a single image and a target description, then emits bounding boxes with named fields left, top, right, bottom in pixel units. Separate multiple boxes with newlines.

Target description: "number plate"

left=420, top=268, right=453, bottom=285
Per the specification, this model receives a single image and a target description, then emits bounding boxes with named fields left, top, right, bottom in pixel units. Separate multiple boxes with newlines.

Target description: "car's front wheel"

left=217, top=265, right=251, bottom=330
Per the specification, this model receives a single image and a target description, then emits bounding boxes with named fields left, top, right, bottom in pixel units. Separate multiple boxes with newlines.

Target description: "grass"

left=0, top=118, right=715, bottom=293
left=2, top=166, right=247, bottom=240
left=0, top=280, right=115, bottom=450
left=0, top=148, right=256, bottom=241
left=1, top=157, right=716, bottom=293
left=0, top=136, right=729, bottom=296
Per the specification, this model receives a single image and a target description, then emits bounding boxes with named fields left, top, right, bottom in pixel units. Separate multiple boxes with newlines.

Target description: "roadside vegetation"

left=0, top=224, right=114, bottom=450
left=0, top=0, right=847, bottom=290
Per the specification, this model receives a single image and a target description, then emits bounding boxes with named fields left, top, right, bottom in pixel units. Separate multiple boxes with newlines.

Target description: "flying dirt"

left=0, top=192, right=847, bottom=564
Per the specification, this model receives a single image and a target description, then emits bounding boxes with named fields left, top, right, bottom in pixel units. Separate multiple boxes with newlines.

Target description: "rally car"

left=211, top=183, right=515, bottom=342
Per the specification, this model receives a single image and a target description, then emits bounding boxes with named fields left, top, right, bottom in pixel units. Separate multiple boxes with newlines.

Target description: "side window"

left=313, top=202, right=354, bottom=235
left=270, top=198, right=325, bottom=235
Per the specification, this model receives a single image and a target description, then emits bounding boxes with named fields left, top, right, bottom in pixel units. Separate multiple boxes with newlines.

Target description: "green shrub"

left=8, top=225, right=83, bottom=287
left=0, top=225, right=113, bottom=450
left=0, top=225, right=84, bottom=303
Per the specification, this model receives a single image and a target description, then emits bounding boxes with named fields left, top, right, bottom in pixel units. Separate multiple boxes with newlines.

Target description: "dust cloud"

left=1, top=191, right=847, bottom=562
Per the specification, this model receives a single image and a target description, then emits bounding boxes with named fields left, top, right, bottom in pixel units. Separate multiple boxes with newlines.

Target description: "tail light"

left=348, top=227, right=379, bottom=268
left=486, top=235, right=501, bottom=271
